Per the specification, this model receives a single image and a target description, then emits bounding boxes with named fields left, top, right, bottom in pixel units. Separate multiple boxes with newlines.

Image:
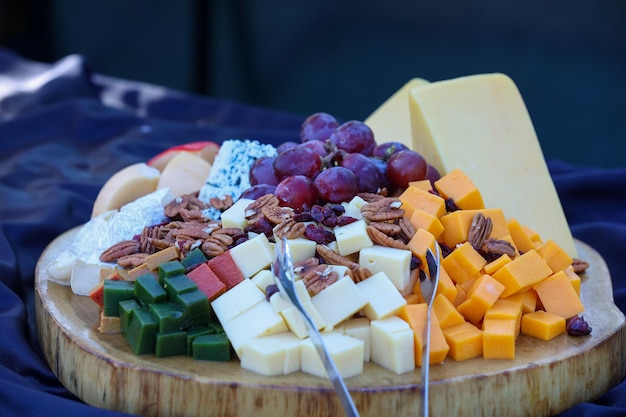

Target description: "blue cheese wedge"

left=199, top=139, right=277, bottom=219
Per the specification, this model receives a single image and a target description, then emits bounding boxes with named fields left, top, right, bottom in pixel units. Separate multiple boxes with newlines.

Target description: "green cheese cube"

left=181, top=248, right=208, bottom=269
left=162, top=274, right=198, bottom=299
left=125, top=307, right=158, bottom=355
left=135, top=274, right=167, bottom=305
left=158, top=260, right=186, bottom=285
left=119, top=299, right=141, bottom=333
left=192, top=333, right=231, bottom=362
left=155, top=331, right=188, bottom=358
left=149, top=302, right=185, bottom=333
left=185, top=326, right=216, bottom=356
left=174, top=290, right=212, bottom=328
left=103, top=280, right=136, bottom=316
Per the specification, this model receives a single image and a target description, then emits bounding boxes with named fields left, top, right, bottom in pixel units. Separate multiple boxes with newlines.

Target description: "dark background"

left=1, top=0, right=625, bottom=167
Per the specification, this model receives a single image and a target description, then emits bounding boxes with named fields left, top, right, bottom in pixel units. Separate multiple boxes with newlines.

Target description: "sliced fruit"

left=156, top=151, right=212, bottom=197
left=147, top=141, right=220, bottom=171
left=91, top=162, right=160, bottom=218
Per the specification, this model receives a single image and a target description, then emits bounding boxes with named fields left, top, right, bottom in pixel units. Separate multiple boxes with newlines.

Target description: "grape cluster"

left=246, top=112, right=440, bottom=210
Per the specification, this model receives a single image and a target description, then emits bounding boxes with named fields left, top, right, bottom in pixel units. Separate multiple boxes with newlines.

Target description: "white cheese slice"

left=334, top=219, right=373, bottom=256
left=407, top=73, right=576, bottom=256
left=370, top=316, right=415, bottom=374
left=335, top=317, right=371, bottom=362
left=211, top=278, right=265, bottom=323
left=229, top=233, right=274, bottom=278
left=311, top=276, right=368, bottom=329
left=300, top=332, right=364, bottom=379
left=219, top=198, right=255, bottom=230
left=250, top=269, right=275, bottom=293
left=364, top=78, right=430, bottom=147
left=358, top=245, right=412, bottom=291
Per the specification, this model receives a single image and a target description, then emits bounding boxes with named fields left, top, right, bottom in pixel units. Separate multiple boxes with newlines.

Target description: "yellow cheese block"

left=364, top=78, right=429, bottom=148
left=91, top=162, right=160, bottom=218
left=403, top=73, right=576, bottom=257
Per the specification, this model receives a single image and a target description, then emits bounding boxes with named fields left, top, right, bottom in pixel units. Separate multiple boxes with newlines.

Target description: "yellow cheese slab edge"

left=408, top=73, right=576, bottom=257
left=364, top=78, right=430, bottom=150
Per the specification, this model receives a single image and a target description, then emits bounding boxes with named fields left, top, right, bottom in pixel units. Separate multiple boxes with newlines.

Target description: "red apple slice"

left=148, top=141, right=220, bottom=171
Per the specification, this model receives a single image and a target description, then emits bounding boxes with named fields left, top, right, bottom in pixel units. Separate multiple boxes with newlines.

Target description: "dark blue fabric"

left=0, top=46, right=624, bottom=416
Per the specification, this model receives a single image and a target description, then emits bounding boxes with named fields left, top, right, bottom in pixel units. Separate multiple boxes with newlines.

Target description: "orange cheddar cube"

left=452, top=284, right=467, bottom=307
left=506, top=290, right=538, bottom=314
left=436, top=265, right=458, bottom=303
left=407, top=228, right=436, bottom=271
left=533, top=270, right=584, bottom=319
left=482, top=254, right=512, bottom=275
left=440, top=242, right=486, bottom=284
left=404, top=293, right=421, bottom=304
left=440, top=208, right=509, bottom=248
left=507, top=218, right=536, bottom=254
left=484, top=298, right=523, bottom=336
left=408, top=179, right=433, bottom=192
left=399, top=186, right=447, bottom=219
left=144, top=246, right=180, bottom=270
left=409, top=209, right=445, bottom=240
left=482, top=318, right=517, bottom=359
left=536, top=239, right=573, bottom=273
left=521, top=310, right=566, bottom=341
left=492, top=250, right=553, bottom=298
left=563, top=267, right=581, bottom=296
left=522, top=225, right=542, bottom=243
left=397, top=303, right=449, bottom=366
left=433, top=293, right=466, bottom=328
left=442, top=322, right=483, bottom=361
left=434, top=168, right=485, bottom=210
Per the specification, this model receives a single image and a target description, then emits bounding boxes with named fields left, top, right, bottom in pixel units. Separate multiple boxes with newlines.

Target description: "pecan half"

left=209, top=194, right=234, bottom=211
left=482, top=238, right=516, bottom=257
left=468, top=213, right=493, bottom=250
left=361, top=197, right=405, bottom=222
left=315, top=244, right=372, bottom=282
left=572, top=258, right=590, bottom=274
left=274, top=218, right=306, bottom=239
left=301, top=265, right=339, bottom=296
left=117, top=253, right=150, bottom=268
left=398, top=217, right=416, bottom=242
left=368, top=221, right=402, bottom=235
left=366, top=225, right=410, bottom=250
left=100, top=240, right=141, bottom=263
left=357, top=192, right=386, bottom=203
left=245, top=194, right=279, bottom=223
left=262, top=204, right=294, bottom=225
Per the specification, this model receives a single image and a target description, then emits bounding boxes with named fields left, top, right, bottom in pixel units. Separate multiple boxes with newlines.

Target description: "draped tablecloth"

left=1, top=47, right=624, bottom=416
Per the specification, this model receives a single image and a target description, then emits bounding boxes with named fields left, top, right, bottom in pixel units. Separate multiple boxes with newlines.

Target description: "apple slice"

left=156, top=151, right=212, bottom=197
left=148, top=141, right=220, bottom=171
left=91, top=162, right=160, bottom=218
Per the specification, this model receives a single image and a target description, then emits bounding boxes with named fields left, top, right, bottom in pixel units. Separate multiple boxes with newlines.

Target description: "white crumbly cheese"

left=46, top=188, right=175, bottom=286
left=199, top=139, right=277, bottom=219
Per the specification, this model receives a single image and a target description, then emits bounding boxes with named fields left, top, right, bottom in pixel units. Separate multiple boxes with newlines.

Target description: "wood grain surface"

left=35, top=228, right=626, bottom=417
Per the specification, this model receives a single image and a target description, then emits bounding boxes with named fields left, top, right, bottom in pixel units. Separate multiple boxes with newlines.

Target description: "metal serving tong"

left=420, top=245, right=441, bottom=417
left=273, top=237, right=360, bottom=417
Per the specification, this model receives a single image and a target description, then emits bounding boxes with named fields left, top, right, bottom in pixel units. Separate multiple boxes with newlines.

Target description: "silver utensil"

left=273, top=237, right=360, bottom=417
left=420, top=245, right=441, bottom=417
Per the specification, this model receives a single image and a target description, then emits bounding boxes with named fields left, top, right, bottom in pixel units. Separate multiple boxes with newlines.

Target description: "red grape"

left=300, top=112, right=338, bottom=142
left=328, top=121, right=376, bottom=156
left=386, top=149, right=428, bottom=188
left=277, top=141, right=298, bottom=154
left=340, top=153, right=382, bottom=193
left=241, top=184, right=276, bottom=200
left=297, top=140, right=329, bottom=157
left=273, top=146, right=323, bottom=180
left=372, top=141, right=409, bottom=160
left=314, top=166, right=359, bottom=203
left=249, top=156, right=279, bottom=186
left=426, top=164, right=441, bottom=186
left=274, top=175, right=319, bottom=211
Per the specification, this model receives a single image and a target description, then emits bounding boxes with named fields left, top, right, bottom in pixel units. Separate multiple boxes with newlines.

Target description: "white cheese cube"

left=240, top=333, right=302, bottom=376
left=250, top=269, right=276, bottom=293
left=221, top=300, right=288, bottom=357
left=342, top=195, right=367, bottom=220
left=229, top=233, right=275, bottom=278
left=370, top=316, right=415, bottom=374
left=300, top=332, right=364, bottom=379
left=334, top=220, right=373, bottom=256
left=356, top=271, right=407, bottom=320
left=271, top=236, right=316, bottom=264
left=336, top=317, right=371, bottom=362
left=359, top=245, right=412, bottom=291
left=327, top=264, right=350, bottom=279
left=269, top=293, right=324, bottom=339
left=211, top=278, right=265, bottom=322
left=311, top=277, right=368, bottom=329
left=219, top=198, right=255, bottom=229
left=294, top=279, right=311, bottom=301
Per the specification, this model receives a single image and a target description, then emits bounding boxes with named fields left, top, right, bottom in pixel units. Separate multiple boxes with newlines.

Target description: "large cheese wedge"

left=156, top=151, right=212, bottom=197
left=364, top=78, right=429, bottom=148
left=406, top=73, right=576, bottom=256
left=91, top=162, right=160, bottom=218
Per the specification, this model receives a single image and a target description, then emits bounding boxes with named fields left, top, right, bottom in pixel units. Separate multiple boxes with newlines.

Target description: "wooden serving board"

left=35, top=228, right=626, bottom=417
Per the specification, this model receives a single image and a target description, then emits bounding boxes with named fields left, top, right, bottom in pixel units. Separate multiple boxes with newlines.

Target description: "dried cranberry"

left=445, top=198, right=459, bottom=212
left=305, top=224, right=336, bottom=244
left=293, top=211, right=313, bottom=222
left=309, top=205, right=326, bottom=223
left=567, top=316, right=592, bottom=336
left=336, top=216, right=358, bottom=226
left=328, top=204, right=345, bottom=216
left=265, top=284, right=279, bottom=301
left=245, top=216, right=274, bottom=237
left=410, top=256, right=422, bottom=270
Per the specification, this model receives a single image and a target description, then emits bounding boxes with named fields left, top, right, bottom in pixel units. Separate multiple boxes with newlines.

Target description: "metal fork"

left=273, top=237, right=360, bottom=417
left=420, top=245, right=441, bottom=417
